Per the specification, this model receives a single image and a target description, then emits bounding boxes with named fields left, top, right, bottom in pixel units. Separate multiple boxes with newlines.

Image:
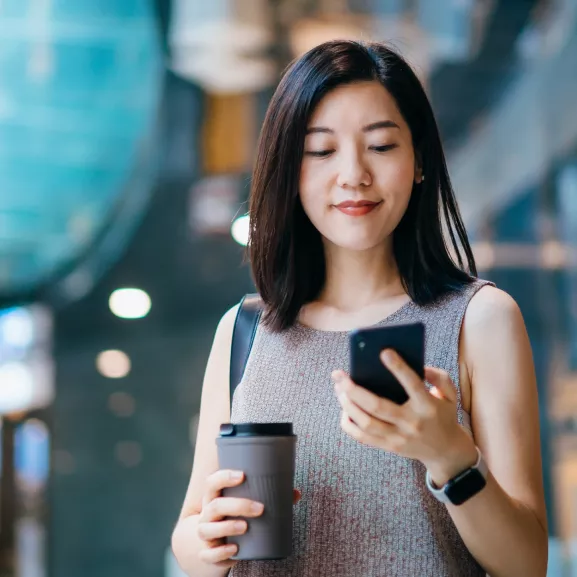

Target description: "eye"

left=370, top=144, right=397, bottom=153
left=304, top=150, right=334, bottom=158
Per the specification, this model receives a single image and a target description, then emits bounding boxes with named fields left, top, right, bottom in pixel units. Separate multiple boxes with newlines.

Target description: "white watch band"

left=425, top=446, right=488, bottom=504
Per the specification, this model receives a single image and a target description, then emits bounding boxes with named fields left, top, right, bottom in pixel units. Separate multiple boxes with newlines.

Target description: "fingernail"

left=230, top=471, right=243, bottom=481
left=338, top=392, right=348, bottom=404
left=430, top=386, right=442, bottom=399
left=381, top=350, right=394, bottom=363
left=332, top=370, right=345, bottom=383
left=251, top=502, right=264, bottom=514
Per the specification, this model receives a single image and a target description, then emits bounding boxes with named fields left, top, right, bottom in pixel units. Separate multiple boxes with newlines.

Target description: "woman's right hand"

left=197, top=469, right=262, bottom=568
left=197, top=469, right=301, bottom=569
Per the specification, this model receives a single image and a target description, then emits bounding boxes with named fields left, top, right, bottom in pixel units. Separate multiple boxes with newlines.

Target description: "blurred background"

left=0, top=0, right=576, bottom=575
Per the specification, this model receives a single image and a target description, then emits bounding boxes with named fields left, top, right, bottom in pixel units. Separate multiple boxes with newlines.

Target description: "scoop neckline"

left=292, top=299, right=416, bottom=335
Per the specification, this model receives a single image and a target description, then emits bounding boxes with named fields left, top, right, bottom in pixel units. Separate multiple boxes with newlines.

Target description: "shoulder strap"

left=229, top=294, right=263, bottom=409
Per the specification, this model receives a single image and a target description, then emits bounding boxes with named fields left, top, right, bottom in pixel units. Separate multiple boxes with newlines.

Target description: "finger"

left=333, top=371, right=404, bottom=425
left=429, top=386, right=443, bottom=400
left=203, top=497, right=264, bottom=522
left=380, top=350, right=428, bottom=401
left=198, top=543, right=239, bottom=565
left=198, top=519, right=247, bottom=542
left=424, top=367, right=457, bottom=404
left=340, top=410, right=404, bottom=451
left=340, top=410, right=374, bottom=444
left=337, top=390, right=397, bottom=437
left=203, top=470, right=245, bottom=509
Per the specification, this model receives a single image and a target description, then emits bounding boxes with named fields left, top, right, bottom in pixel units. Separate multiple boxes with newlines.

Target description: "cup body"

left=216, top=423, right=296, bottom=560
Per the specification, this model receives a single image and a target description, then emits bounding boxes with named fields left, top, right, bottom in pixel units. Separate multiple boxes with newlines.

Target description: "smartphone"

left=349, top=322, right=425, bottom=405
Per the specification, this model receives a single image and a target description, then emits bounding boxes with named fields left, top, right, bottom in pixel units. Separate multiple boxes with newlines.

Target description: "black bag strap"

left=229, top=294, right=263, bottom=408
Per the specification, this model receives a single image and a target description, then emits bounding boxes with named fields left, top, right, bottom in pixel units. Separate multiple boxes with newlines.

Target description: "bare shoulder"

left=461, top=285, right=529, bottom=378
left=204, top=303, right=240, bottom=399
left=177, top=303, right=240, bottom=519
left=464, top=285, right=522, bottom=330
left=213, top=303, right=240, bottom=352
left=217, top=303, right=240, bottom=339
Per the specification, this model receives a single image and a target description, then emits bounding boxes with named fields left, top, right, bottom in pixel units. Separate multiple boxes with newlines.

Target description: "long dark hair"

left=249, top=40, right=476, bottom=331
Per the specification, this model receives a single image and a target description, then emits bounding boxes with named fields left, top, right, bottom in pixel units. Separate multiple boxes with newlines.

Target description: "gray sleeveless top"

left=230, top=280, right=492, bottom=577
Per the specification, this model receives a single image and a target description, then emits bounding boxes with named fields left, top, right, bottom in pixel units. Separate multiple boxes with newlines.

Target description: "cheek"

left=376, top=155, right=415, bottom=196
left=299, top=192, right=327, bottom=234
left=299, top=163, right=328, bottom=220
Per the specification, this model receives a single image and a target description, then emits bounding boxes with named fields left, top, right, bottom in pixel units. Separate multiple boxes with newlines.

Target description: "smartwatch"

left=426, top=446, right=488, bottom=506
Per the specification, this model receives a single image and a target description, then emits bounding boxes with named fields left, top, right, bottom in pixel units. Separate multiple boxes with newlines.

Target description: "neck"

left=319, top=239, right=405, bottom=311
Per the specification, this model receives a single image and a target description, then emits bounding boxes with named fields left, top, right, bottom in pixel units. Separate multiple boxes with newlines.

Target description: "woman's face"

left=299, top=81, right=421, bottom=252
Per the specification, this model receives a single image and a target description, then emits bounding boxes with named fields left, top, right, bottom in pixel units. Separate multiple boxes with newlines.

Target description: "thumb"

left=293, top=489, right=302, bottom=505
left=424, top=367, right=457, bottom=404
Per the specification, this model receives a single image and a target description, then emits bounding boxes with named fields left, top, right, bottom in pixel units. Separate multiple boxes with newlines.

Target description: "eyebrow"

left=305, top=120, right=400, bottom=135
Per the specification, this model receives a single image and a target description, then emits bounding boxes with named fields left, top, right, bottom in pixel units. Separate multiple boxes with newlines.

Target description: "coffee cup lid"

left=219, top=423, right=294, bottom=437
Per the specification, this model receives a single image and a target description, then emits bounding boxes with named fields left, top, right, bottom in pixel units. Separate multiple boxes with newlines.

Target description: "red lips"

left=334, top=200, right=382, bottom=217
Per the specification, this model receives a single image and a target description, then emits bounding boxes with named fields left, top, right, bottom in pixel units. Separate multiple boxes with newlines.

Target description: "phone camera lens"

left=358, top=340, right=366, bottom=350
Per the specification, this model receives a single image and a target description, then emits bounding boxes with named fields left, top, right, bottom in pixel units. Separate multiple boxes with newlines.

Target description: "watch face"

left=445, top=469, right=486, bottom=506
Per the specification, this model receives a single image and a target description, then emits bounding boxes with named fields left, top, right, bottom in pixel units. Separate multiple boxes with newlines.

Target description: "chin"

left=326, top=232, right=385, bottom=252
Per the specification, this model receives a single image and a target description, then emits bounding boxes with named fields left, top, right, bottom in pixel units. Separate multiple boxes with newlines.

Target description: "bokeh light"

left=96, top=350, right=131, bottom=379
left=109, top=288, right=152, bottom=320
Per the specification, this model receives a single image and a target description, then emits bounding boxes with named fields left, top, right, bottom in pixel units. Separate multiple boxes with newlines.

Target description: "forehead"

left=307, top=81, right=406, bottom=131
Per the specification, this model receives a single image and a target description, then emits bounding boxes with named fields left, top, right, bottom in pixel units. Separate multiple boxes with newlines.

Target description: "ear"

left=414, top=150, right=423, bottom=184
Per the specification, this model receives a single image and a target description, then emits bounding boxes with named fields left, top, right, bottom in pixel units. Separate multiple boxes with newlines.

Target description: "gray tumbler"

left=216, top=422, right=296, bottom=560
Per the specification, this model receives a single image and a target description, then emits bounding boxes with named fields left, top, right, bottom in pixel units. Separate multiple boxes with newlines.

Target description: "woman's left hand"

left=332, top=349, right=478, bottom=486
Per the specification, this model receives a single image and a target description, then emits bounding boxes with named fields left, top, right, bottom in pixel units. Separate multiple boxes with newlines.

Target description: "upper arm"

left=178, top=304, right=239, bottom=520
left=462, top=286, right=547, bottom=531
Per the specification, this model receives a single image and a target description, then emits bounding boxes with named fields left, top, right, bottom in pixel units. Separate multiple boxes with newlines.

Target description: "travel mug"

left=216, top=422, right=296, bottom=560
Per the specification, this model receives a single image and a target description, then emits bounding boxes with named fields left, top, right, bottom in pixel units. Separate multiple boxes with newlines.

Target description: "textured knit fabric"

left=230, top=279, right=492, bottom=577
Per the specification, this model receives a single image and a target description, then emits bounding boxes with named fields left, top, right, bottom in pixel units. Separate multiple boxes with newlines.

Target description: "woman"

left=172, top=40, right=548, bottom=576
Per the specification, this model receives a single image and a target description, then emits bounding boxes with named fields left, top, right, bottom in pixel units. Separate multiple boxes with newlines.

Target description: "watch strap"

left=426, top=446, right=488, bottom=504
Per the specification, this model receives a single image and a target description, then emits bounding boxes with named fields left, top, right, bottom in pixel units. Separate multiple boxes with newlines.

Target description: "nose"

left=336, top=149, right=372, bottom=189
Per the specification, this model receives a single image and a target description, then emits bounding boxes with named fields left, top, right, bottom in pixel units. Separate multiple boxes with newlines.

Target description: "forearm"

left=171, top=515, right=231, bottom=577
left=446, top=473, right=548, bottom=577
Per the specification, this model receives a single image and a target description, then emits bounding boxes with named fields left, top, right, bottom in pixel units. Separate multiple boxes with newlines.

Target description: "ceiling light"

left=109, top=288, right=151, bottom=319
left=115, top=441, right=142, bottom=467
left=0, top=307, right=34, bottom=348
left=96, top=350, right=131, bottom=379
left=231, top=214, right=250, bottom=246
left=0, top=363, right=35, bottom=414
left=108, top=392, right=136, bottom=417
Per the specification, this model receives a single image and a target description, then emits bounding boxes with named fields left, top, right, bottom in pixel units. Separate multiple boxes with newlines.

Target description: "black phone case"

left=349, top=322, right=425, bottom=405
